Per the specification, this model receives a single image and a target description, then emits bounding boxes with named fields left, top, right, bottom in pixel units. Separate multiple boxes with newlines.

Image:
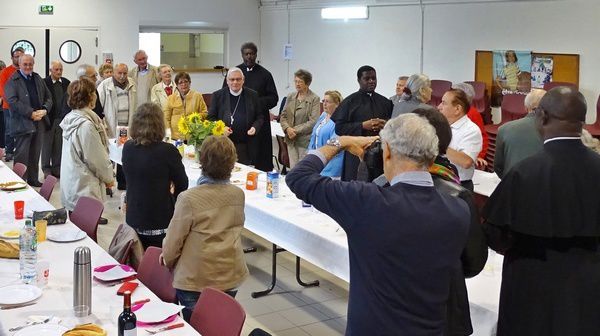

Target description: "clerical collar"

left=246, top=67, right=254, bottom=72
left=360, top=90, right=373, bottom=97
left=230, top=88, right=243, bottom=96
left=52, top=78, right=62, bottom=84
left=544, top=136, right=581, bottom=144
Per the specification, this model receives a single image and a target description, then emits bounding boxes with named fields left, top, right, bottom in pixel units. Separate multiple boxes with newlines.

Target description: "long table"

left=0, top=161, right=199, bottom=335
left=109, top=140, right=504, bottom=336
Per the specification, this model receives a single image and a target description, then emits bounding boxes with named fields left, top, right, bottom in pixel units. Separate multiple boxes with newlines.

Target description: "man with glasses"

left=5, top=54, right=52, bottom=187
left=0, top=47, right=24, bottom=161
left=208, top=67, right=262, bottom=165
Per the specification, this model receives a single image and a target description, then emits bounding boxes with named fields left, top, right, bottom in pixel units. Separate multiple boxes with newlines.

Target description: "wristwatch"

left=326, top=138, right=341, bottom=148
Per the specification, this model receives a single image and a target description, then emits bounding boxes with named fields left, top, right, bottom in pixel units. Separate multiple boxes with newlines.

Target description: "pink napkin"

left=94, top=264, right=135, bottom=272
left=132, top=301, right=178, bottom=326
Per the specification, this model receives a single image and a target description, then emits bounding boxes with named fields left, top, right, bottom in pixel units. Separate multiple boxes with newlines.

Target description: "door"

left=0, top=27, right=46, bottom=73
left=49, top=28, right=98, bottom=79
left=0, top=27, right=98, bottom=80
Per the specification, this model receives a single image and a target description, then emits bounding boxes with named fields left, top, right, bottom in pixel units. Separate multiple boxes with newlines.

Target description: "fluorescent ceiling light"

left=321, top=6, right=368, bottom=20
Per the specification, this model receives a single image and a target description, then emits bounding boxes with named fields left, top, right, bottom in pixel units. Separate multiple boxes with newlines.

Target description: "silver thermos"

left=73, top=246, right=92, bottom=314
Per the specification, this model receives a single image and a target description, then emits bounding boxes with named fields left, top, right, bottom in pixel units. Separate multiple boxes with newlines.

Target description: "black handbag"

left=33, top=208, right=68, bottom=225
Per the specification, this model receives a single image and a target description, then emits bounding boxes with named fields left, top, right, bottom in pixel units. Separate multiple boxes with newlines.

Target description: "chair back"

left=202, top=93, right=213, bottom=109
left=12, top=163, right=27, bottom=179
left=39, top=175, right=58, bottom=201
left=189, top=287, right=246, bottom=336
left=500, top=94, right=527, bottom=123
left=137, top=246, right=176, bottom=303
left=70, top=196, right=104, bottom=242
left=543, top=81, right=577, bottom=92
left=429, top=80, right=452, bottom=107
left=465, top=81, right=486, bottom=110
left=276, top=135, right=290, bottom=170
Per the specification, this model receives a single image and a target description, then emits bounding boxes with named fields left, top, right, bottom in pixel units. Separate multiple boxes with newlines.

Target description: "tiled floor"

left=39, top=168, right=349, bottom=336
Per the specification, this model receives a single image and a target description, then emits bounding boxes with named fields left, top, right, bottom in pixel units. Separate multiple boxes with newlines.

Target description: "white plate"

left=0, top=181, right=28, bottom=191
left=0, top=284, right=42, bottom=305
left=93, top=266, right=137, bottom=282
left=0, top=228, right=20, bottom=239
left=46, top=228, right=87, bottom=243
left=13, top=324, right=69, bottom=336
left=134, top=301, right=184, bottom=323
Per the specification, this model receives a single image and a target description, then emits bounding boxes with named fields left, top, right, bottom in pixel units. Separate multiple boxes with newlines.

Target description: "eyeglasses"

left=228, top=78, right=243, bottom=82
left=177, top=80, right=190, bottom=85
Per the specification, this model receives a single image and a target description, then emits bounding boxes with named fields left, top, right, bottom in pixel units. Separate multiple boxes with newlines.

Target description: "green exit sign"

left=39, top=5, right=54, bottom=15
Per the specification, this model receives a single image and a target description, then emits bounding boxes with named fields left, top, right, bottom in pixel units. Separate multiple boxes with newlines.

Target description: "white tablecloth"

left=109, top=142, right=503, bottom=336
left=0, top=161, right=199, bottom=335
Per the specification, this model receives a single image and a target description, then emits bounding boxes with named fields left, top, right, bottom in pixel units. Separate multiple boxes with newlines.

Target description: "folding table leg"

left=295, top=256, right=319, bottom=287
left=251, top=244, right=285, bottom=298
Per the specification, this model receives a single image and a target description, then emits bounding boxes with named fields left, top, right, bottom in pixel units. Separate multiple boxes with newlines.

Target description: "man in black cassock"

left=225, top=42, right=278, bottom=172
left=483, top=87, right=600, bottom=336
left=331, top=65, right=392, bottom=181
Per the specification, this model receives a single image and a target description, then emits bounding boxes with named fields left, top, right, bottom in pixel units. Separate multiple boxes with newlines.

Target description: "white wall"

left=1, top=0, right=260, bottom=94
left=260, top=0, right=600, bottom=122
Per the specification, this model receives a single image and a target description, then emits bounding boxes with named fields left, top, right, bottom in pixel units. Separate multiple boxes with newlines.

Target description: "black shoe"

left=4, top=154, right=12, bottom=162
left=28, top=180, right=43, bottom=187
left=98, top=217, right=108, bottom=225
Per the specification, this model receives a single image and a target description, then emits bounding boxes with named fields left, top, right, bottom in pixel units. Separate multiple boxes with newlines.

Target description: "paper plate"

left=93, top=265, right=137, bottom=282
left=133, top=301, right=184, bottom=323
left=13, top=324, right=69, bottom=336
left=46, top=228, right=87, bottom=243
left=0, top=284, right=42, bottom=305
left=0, top=229, right=20, bottom=239
left=0, top=181, right=28, bottom=191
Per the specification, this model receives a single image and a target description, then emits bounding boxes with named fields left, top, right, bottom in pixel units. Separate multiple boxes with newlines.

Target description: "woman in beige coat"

left=279, top=69, right=320, bottom=168
left=161, top=135, right=248, bottom=321
left=163, top=72, right=207, bottom=140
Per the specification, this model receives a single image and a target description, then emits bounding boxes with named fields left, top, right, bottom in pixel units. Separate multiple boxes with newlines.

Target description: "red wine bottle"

left=118, top=291, right=137, bottom=336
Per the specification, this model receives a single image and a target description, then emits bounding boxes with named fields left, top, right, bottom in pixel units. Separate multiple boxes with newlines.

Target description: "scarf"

left=196, top=174, right=230, bottom=186
left=79, top=107, right=109, bottom=151
left=429, top=156, right=460, bottom=184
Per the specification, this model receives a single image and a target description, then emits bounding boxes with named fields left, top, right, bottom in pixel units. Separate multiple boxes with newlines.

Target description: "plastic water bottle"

left=19, top=219, right=37, bottom=284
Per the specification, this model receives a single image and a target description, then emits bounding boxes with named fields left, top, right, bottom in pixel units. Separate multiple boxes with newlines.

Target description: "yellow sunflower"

left=187, top=112, right=202, bottom=124
left=177, top=116, right=189, bottom=135
left=212, top=120, right=226, bottom=135
left=203, top=120, right=211, bottom=128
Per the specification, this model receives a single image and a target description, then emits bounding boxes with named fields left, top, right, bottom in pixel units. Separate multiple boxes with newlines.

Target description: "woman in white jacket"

left=60, top=78, right=114, bottom=211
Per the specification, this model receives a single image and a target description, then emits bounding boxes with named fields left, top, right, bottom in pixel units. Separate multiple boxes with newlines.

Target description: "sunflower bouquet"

left=177, top=112, right=226, bottom=147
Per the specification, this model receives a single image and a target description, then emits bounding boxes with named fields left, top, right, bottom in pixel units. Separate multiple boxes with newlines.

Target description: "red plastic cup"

left=14, top=200, right=25, bottom=220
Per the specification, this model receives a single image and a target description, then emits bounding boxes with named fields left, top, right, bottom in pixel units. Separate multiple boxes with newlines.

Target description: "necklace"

left=230, top=95, right=242, bottom=125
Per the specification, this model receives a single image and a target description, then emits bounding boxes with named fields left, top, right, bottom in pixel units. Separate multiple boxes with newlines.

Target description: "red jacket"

left=0, top=65, right=18, bottom=109
left=466, top=106, right=489, bottom=160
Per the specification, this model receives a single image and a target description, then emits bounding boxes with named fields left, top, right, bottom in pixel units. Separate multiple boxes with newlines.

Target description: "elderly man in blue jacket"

left=287, top=113, right=470, bottom=336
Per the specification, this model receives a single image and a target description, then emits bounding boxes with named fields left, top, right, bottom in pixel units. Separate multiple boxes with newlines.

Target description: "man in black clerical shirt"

left=209, top=67, right=263, bottom=166
left=483, top=87, right=600, bottom=336
left=331, top=65, right=393, bottom=181
left=226, top=42, right=278, bottom=172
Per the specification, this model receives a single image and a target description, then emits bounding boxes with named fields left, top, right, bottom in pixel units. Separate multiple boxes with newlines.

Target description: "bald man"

left=97, top=63, right=136, bottom=190
left=5, top=54, right=52, bottom=186
left=43, top=60, right=70, bottom=178
left=483, top=87, right=600, bottom=336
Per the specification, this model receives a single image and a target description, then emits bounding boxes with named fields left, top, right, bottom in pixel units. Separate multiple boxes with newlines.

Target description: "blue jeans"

left=176, top=288, right=238, bottom=322
left=3, top=108, right=14, bottom=155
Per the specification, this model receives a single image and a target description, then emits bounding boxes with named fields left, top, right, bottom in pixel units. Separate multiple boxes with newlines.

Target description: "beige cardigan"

left=163, top=89, right=208, bottom=140
left=162, top=184, right=248, bottom=292
left=279, top=89, right=321, bottom=148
